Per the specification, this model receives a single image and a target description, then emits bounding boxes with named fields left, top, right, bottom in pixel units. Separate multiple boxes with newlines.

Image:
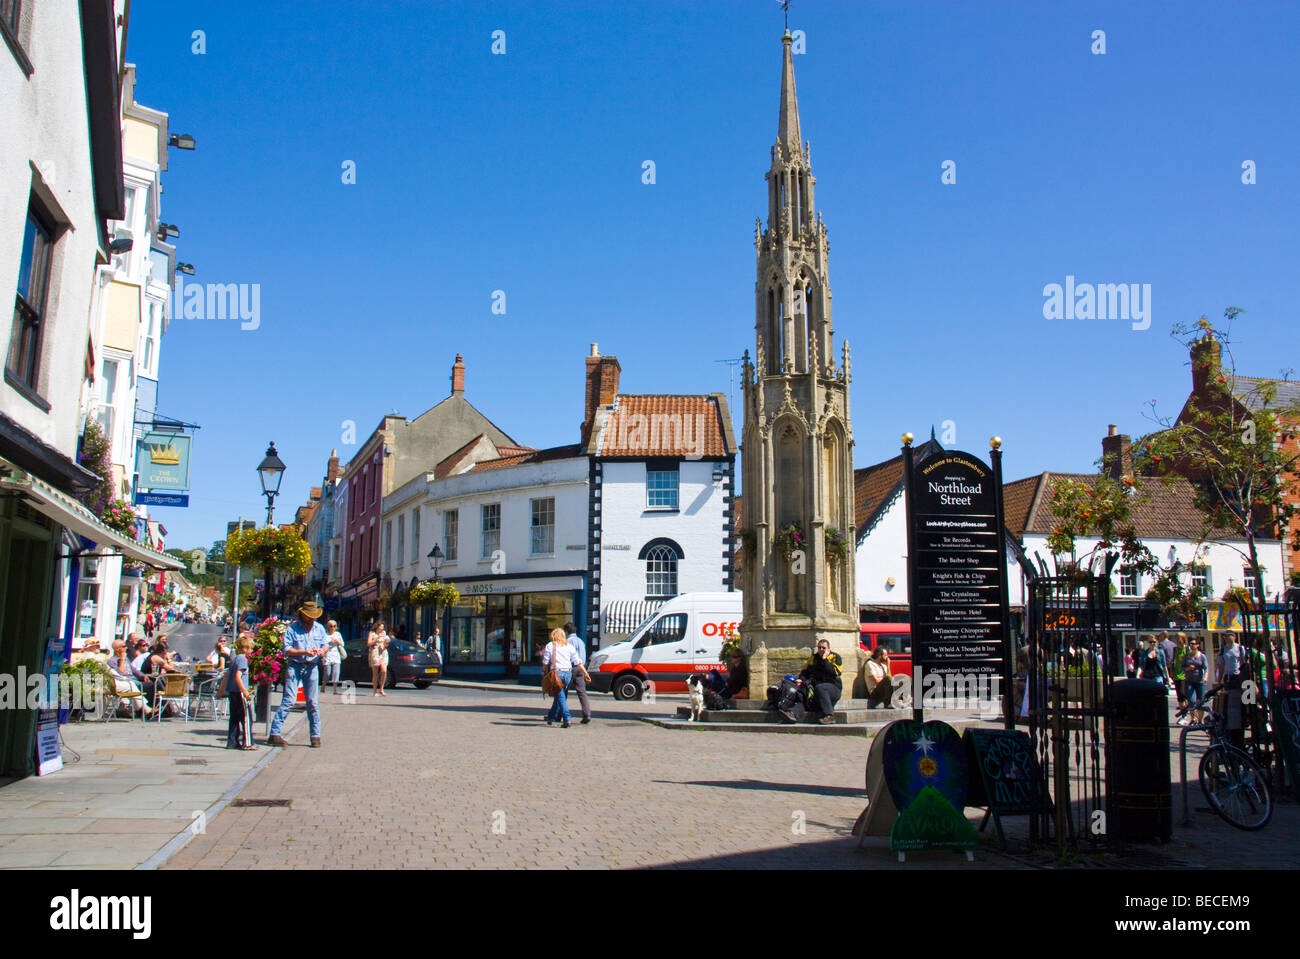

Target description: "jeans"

left=567, top=670, right=590, bottom=718
left=811, top=682, right=841, bottom=715
left=324, top=661, right=341, bottom=686
left=547, top=670, right=573, bottom=723
left=270, top=664, right=321, bottom=738
left=1185, top=680, right=1206, bottom=710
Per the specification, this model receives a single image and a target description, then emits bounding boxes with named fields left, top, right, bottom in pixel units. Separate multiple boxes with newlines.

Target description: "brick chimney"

left=1191, top=334, right=1222, bottom=394
left=327, top=448, right=342, bottom=483
left=1101, top=424, right=1133, bottom=480
left=451, top=353, right=466, bottom=395
left=582, top=343, right=621, bottom=443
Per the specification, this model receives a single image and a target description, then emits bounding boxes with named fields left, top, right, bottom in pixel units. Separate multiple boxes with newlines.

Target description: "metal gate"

left=1026, top=569, right=1116, bottom=852
left=1230, top=586, right=1300, bottom=788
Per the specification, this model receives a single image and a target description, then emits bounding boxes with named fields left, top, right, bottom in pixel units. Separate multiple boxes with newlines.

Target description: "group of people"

left=103, top=633, right=191, bottom=717
left=539, top=623, right=593, bottom=727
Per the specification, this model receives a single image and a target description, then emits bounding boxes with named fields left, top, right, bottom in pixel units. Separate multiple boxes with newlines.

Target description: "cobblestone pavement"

left=162, top=685, right=1299, bottom=870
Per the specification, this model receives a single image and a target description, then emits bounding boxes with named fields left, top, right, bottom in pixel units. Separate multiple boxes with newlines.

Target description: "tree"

left=1139, top=310, right=1300, bottom=616
left=1139, top=310, right=1300, bottom=771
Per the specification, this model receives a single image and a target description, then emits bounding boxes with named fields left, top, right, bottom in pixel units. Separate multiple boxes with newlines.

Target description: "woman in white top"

left=367, top=621, right=390, bottom=697
left=541, top=627, right=590, bottom=728
left=324, top=620, right=346, bottom=694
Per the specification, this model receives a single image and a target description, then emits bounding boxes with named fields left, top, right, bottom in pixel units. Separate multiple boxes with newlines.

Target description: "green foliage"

left=1138, top=309, right=1300, bottom=600
left=226, top=526, right=312, bottom=576
left=1145, top=566, right=1204, bottom=623
left=824, top=526, right=849, bottom=563
left=1046, top=474, right=1154, bottom=575
left=77, top=420, right=115, bottom=516
left=773, top=523, right=805, bottom=561
left=409, top=580, right=460, bottom=609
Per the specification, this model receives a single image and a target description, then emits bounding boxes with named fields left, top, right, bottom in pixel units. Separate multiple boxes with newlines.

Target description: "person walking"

left=226, top=633, right=256, bottom=749
left=323, top=620, right=345, bottom=693
left=267, top=602, right=328, bottom=748
left=564, top=621, right=592, bottom=725
left=1171, top=632, right=1189, bottom=708
left=367, top=621, right=391, bottom=696
left=1181, top=637, right=1209, bottom=725
left=541, top=627, right=589, bottom=728
left=1137, top=634, right=1169, bottom=690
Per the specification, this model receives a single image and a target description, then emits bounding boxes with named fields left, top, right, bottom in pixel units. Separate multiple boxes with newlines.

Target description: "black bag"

left=703, top=689, right=729, bottom=711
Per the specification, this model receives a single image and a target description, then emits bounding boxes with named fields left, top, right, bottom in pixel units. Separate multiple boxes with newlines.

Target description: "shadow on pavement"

left=392, top=702, right=659, bottom=723
left=652, top=778, right=865, bottom=798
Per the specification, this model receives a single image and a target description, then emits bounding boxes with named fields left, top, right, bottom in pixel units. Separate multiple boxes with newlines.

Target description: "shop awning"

left=0, top=466, right=185, bottom=571
left=603, top=600, right=665, bottom=634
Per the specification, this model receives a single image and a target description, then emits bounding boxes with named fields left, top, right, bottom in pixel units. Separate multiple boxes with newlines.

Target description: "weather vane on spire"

left=777, top=0, right=791, bottom=33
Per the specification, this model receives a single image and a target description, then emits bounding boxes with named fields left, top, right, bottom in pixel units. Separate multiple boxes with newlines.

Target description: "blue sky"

left=126, top=1, right=1300, bottom=550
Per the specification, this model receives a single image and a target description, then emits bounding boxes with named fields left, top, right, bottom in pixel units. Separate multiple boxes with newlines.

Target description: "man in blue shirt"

left=267, top=602, right=329, bottom=748
left=565, top=621, right=592, bottom=725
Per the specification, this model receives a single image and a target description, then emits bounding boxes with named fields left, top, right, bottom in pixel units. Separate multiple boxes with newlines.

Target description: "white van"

left=588, top=592, right=742, bottom=700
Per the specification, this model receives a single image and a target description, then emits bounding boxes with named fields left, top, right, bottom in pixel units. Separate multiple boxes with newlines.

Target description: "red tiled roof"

left=467, top=444, right=585, bottom=473
left=433, top=434, right=511, bottom=480
left=1010, top=472, right=1234, bottom=540
left=596, top=394, right=733, bottom=458
left=853, top=454, right=905, bottom=534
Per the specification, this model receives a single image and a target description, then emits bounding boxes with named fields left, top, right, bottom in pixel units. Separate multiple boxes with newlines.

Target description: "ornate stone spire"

left=777, top=32, right=802, bottom=159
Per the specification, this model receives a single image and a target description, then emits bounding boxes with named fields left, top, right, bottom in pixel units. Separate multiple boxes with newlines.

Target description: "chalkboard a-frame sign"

left=963, top=727, right=1046, bottom=848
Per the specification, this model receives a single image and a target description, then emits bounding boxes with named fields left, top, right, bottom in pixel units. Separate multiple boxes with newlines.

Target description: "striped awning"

left=603, top=600, right=665, bottom=634
left=0, top=465, right=184, bottom=570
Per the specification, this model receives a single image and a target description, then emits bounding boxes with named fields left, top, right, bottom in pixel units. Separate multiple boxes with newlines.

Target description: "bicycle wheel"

left=1199, top=745, right=1272, bottom=831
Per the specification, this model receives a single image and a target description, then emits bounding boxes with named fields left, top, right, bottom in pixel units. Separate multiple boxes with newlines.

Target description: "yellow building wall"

left=122, top=115, right=160, bottom=165
left=103, top=280, right=141, bottom=352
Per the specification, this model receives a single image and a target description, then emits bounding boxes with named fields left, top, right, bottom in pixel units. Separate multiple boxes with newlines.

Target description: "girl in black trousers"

left=226, top=633, right=256, bottom=749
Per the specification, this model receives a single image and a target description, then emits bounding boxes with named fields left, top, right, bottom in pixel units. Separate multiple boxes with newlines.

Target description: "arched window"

left=640, top=538, right=684, bottom=599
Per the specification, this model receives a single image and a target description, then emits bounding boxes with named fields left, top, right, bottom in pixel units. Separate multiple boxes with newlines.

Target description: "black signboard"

left=962, top=727, right=1045, bottom=847
left=903, top=445, right=1013, bottom=724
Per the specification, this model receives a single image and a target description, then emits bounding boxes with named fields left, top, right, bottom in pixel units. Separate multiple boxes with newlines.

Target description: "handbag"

left=541, top=644, right=563, bottom=697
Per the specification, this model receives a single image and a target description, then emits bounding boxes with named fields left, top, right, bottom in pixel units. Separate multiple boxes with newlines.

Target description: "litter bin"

left=1105, top=679, right=1171, bottom=842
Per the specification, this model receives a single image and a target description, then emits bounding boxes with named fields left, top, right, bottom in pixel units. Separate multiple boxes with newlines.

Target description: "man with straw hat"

left=268, top=601, right=329, bottom=748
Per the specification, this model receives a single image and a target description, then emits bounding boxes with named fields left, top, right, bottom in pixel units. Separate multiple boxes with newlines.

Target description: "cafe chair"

left=192, top=669, right=226, bottom=720
left=154, top=672, right=191, bottom=722
left=102, top=679, right=148, bottom=723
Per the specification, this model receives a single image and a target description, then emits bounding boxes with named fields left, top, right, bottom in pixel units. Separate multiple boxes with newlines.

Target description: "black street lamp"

left=258, top=442, right=286, bottom=525
left=426, top=544, right=444, bottom=659
left=257, top=442, right=286, bottom=617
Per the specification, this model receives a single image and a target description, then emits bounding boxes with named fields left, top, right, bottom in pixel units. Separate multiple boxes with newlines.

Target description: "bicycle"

left=1175, top=685, right=1272, bottom=831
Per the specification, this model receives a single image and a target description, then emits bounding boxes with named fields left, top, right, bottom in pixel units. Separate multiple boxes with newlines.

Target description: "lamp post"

left=427, top=544, right=444, bottom=660
left=257, top=442, right=286, bottom=618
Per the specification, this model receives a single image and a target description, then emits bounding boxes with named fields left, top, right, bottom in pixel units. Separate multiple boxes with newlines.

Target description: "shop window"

left=530, top=497, right=554, bottom=555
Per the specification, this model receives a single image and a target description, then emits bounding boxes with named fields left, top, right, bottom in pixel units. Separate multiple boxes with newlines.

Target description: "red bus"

left=858, top=623, right=913, bottom=679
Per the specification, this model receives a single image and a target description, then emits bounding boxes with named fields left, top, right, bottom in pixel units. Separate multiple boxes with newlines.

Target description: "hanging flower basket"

left=410, top=580, right=460, bottom=609
left=824, top=526, right=849, bottom=564
left=226, top=526, right=312, bottom=576
left=101, top=499, right=139, bottom=540
left=773, top=523, right=805, bottom=561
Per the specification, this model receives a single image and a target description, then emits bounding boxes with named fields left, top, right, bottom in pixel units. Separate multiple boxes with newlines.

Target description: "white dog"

left=686, top=674, right=707, bottom=722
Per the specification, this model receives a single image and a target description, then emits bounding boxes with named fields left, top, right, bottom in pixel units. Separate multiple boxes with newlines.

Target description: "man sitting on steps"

left=795, top=639, right=843, bottom=725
